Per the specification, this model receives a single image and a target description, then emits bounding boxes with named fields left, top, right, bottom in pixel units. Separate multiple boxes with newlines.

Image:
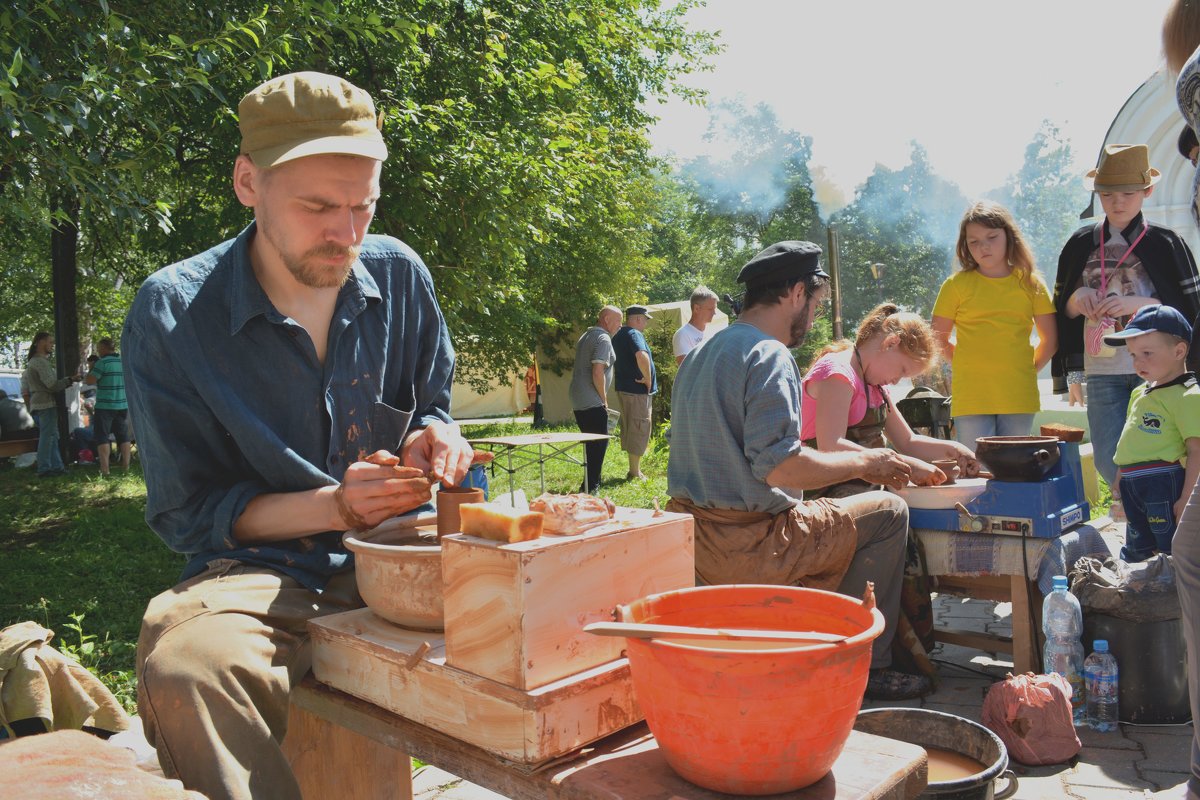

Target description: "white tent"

left=1093, top=69, right=1200, bottom=256
left=450, top=377, right=529, bottom=421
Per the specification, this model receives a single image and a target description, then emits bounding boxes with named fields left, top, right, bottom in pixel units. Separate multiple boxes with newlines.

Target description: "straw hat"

left=1085, top=144, right=1160, bottom=192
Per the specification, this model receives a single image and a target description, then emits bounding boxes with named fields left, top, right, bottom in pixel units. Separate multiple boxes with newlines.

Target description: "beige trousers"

left=136, top=561, right=362, bottom=800
left=616, top=391, right=652, bottom=455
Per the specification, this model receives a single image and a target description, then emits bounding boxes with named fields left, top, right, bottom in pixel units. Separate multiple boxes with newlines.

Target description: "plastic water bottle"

left=1042, top=575, right=1085, bottom=724
left=1084, top=640, right=1120, bottom=731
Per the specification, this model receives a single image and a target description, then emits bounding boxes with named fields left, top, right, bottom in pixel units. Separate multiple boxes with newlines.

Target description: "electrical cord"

left=1020, top=523, right=1044, bottom=674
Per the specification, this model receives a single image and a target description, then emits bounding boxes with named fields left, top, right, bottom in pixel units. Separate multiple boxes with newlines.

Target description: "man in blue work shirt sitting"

left=123, top=72, right=475, bottom=800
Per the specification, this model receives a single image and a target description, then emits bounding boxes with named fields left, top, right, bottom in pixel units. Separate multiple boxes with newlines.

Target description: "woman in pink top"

left=802, top=303, right=980, bottom=498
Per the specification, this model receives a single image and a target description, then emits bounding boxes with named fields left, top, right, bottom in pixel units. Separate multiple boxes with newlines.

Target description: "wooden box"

left=441, top=508, right=694, bottom=690
left=309, top=608, right=640, bottom=765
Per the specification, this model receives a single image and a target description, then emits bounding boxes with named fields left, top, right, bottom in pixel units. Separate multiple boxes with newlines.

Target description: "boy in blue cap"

left=1105, top=304, right=1200, bottom=561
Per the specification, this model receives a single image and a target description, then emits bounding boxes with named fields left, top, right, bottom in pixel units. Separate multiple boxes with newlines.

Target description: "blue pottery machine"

left=907, top=441, right=1091, bottom=539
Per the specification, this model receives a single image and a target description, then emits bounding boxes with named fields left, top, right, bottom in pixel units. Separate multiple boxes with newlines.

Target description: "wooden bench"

left=285, top=678, right=928, bottom=800
left=0, top=437, right=37, bottom=458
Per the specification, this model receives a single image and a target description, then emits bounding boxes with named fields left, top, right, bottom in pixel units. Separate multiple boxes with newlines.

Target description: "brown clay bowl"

left=974, top=436, right=1061, bottom=482
left=344, top=516, right=444, bottom=630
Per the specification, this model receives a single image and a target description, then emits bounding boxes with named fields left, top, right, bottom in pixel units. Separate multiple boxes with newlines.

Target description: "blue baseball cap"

left=1103, top=304, right=1193, bottom=345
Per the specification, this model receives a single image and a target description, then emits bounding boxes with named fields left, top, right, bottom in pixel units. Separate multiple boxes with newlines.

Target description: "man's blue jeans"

left=1086, top=373, right=1144, bottom=490
left=34, top=407, right=64, bottom=474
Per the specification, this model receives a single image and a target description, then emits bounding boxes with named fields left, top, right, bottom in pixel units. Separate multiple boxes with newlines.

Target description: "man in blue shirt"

left=612, top=304, right=656, bottom=479
left=667, top=241, right=931, bottom=701
left=123, top=72, right=474, bottom=800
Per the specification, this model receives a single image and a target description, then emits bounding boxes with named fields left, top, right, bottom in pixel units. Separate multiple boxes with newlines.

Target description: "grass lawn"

left=0, top=422, right=668, bottom=713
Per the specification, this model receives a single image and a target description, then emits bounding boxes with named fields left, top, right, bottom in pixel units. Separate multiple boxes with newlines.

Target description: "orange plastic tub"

left=616, top=584, right=884, bottom=795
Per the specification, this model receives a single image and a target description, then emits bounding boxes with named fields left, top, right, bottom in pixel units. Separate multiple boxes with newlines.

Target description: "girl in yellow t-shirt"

left=932, top=202, right=1058, bottom=446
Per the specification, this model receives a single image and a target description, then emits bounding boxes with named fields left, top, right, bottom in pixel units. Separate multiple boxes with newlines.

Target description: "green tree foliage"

left=0, top=1, right=400, bottom=364
left=990, top=121, right=1087, bottom=284
left=831, top=143, right=968, bottom=329
left=0, top=1, right=717, bottom=384
left=642, top=172, right=723, bottom=305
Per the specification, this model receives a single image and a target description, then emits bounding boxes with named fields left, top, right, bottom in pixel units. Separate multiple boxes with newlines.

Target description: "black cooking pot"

left=854, top=708, right=1017, bottom=799
left=974, top=436, right=1061, bottom=482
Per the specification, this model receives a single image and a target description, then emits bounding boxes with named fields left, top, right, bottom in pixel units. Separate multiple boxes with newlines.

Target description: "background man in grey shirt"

left=570, top=305, right=620, bottom=492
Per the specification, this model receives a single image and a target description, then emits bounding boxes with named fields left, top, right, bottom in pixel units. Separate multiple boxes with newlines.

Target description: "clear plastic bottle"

left=1084, top=639, right=1119, bottom=732
left=1042, top=575, right=1085, bottom=724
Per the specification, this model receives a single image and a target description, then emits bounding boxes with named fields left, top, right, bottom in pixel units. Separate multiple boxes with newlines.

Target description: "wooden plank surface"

left=292, top=678, right=927, bottom=800
left=309, top=609, right=641, bottom=764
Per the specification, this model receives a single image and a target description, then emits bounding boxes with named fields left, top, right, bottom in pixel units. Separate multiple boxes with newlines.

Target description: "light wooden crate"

left=441, top=508, right=695, bottom=690
left=309, top=608, right=640, bottom=765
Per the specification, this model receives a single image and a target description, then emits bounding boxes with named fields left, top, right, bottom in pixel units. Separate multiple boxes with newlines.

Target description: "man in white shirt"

left=673, top=286, right=719, bottom=366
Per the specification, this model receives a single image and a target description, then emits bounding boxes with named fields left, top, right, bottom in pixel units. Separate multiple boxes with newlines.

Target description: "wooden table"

left=468, top=432, right=610, bottom=497
left=914, top=520, right=1111, bottom=673
left=287, top=677, right=928, bottom=800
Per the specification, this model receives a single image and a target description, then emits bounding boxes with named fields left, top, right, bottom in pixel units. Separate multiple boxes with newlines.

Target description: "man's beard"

left=786, top=303, right=813, bottom=348
left=260, top=216, right=359, bottom=289
left=284, top=243, right=359, bottom=288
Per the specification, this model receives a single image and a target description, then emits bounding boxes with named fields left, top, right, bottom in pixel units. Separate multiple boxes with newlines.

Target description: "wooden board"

left=934, top=574, right=1043, bottom=673
left=284, top=699, right=412, bottom=800
left=292, top=678, right=928, bottom=800
left=309, top=608, right=642, bottom=765
left=441, top=508, right=694, bottom=690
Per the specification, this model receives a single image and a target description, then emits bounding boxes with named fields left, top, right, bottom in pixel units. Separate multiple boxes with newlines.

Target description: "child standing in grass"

left=932, top=202, right=1057, bottom=446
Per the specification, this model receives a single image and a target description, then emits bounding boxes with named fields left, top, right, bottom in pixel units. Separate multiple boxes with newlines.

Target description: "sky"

left=649, top=0, right=1179, bottom=205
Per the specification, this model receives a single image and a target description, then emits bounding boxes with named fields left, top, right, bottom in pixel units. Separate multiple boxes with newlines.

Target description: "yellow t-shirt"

left=932, top=270, right=1054, bottom=416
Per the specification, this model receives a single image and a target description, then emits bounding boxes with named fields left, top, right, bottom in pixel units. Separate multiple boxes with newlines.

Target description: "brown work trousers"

left=136, top=560, right=362, bottom=800
left=668, top=490, right=908, bottom=669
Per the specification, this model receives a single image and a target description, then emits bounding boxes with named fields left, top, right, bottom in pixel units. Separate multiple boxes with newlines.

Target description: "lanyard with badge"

left=1085, top=220, right=1148, bottom=357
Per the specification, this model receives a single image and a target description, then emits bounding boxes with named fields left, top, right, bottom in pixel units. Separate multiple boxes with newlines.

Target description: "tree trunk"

left=51, top=188, right=80, bottom=466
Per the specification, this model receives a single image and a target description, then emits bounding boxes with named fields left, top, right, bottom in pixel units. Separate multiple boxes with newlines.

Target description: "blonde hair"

left=1164, top=0, right=1200, bottom=73
left=809, top=303, right=938, bottom=371
left=955, top=201, right=1043, bottom=293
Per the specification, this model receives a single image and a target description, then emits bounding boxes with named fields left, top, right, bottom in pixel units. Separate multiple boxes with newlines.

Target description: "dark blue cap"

left=625, top=305, right=653, bottom=319
left=1103, top=304, right=1192, bottom=345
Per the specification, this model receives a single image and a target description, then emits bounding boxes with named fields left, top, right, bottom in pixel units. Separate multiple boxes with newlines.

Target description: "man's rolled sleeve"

left=742, top=350, right=804, bottom=482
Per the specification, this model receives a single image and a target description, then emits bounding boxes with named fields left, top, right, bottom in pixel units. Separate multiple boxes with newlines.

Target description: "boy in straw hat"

left=123, top=72, right=475, bottom=799
left=1051, top=143, right=1200, bottom=512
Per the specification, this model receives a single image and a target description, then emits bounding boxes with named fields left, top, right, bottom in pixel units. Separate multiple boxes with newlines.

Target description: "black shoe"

left=864, top=668, right=932, bottom=701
